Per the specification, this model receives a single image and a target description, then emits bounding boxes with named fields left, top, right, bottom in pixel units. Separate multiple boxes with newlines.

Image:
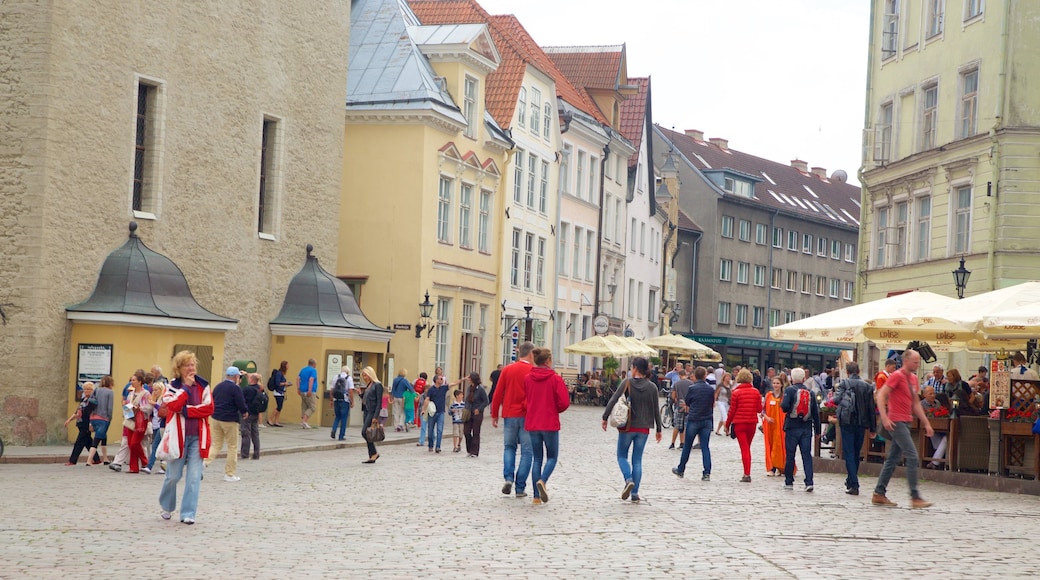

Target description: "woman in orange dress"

left=762, top=375, right=788, bottom=477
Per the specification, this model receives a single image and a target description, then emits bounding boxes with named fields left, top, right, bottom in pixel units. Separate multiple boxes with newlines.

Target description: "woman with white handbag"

left=601, top=357, right=663, bottom=503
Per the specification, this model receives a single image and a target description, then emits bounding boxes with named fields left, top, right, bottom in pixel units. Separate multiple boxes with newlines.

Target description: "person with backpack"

left=266, top=361, right=291, bottom=427
left=330, top=365, right=353, bottom=441
left=390, top=369, right=414, bottom=432
left=831, top=362, right=875, bottom=496
left=780, top=368, right=821, bottom=492
left=240, top=373, right=267, bottom=460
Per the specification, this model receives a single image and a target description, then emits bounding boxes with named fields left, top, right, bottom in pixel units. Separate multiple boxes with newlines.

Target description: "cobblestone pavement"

left=1, top=405, right=1037, bottom=578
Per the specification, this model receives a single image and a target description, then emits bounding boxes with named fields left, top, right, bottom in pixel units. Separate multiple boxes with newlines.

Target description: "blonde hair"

left=735, top=369, right=754, bottom=384
left=398, top=368, right=407, bottom=377
left=171, top=350, right=197, bottom=379
left=361, top=366, right=380, bottom=385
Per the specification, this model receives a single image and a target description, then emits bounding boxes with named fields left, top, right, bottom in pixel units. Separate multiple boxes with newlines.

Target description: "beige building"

left=860, top=0, right=1040, bottom=372
left=0, top=1, right=352, bottom=443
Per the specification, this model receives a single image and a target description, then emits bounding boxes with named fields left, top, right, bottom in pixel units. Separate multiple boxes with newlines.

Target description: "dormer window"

left=723, top=176, right=753, bottom=197
left=463, top=76, right=477, bottom=138
left=517, top=87, right=527, bottom=128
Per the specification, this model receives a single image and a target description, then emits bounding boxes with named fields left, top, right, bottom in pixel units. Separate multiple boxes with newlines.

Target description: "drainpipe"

left=554, top=105, right=570, bottom=356
left=986, top=0, right=1013, bottom=292
left=593, top=133, right=612, bottom=321
left=766, top=209, right=779, bottom=339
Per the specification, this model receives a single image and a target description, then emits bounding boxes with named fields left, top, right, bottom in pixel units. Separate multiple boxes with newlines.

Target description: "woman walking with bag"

left=726, top=369, right=763, bottom=482
left=463, top=372, right=488, bottom=457
left=525, top=349, right=570, bottom=504
left=158, top=350, right=214, bottom=524
left=601, top=357, right=662, bottom=503
left=360, top=366, right=384, bottom=464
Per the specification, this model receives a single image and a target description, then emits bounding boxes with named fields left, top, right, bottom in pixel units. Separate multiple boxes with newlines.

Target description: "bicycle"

left=660, top=402, right=673, bottom=429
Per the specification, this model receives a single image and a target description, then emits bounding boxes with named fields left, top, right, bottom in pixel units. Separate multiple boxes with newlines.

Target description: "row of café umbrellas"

left=770, top=281, right=1040, bottom=352
left=565, top=333, right=722, bottom=361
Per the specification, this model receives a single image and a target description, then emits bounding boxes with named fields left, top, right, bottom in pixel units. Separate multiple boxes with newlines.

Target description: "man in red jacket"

left=491, top=341, right=535, bottom=497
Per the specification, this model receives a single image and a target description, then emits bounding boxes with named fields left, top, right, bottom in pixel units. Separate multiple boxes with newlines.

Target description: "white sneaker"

left=141, top=467, right=152, bottom=474
left=157, top=468, right=166, bottom=475
left=223, top=475, right=241, bottom=482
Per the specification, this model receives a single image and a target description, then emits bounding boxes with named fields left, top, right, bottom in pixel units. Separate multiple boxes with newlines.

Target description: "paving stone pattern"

left=0, top=406, right=1036, bottom=578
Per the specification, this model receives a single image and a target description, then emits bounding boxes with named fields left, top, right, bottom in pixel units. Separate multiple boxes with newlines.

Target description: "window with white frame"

left=717, top=302, right=731, bottom=325
left=816, top=276, right=826, bottom=296
left=463, top=76, right=478, bottom=138
left=536, top=237, right=546, bottom=294
left=801, top=273, right=812, bottom=294
left=721, top=215, right=734, bottom=238
left=437, top=177, right=453, bottom=243
left=461, top=302, right=473, bottom=332
left=543, top=103, right=552, bottom=140
left=478, top=190, right=492, bottom=253
left=959, top=68, right=979, bottom=139
left=784, top=311, right=796, bottom=324
left=755, top=223, right=768, bottom=245
left=769, top=309, right=780, bottom=327
left=844, top=281, right=854, bottom=301
left=517, top=87, right=527, bottom=128
left=965, top=0, right=983, bottom=20
left=560, top=145, right=572, bottom=195
left=720, top=259, right=733, bottom=282
left=132, top=79, right=165, bottom=217
left=894, top=200, right=908, bottom=266
left=916, top=196, right=931, bottom=262
left=648, top=289, right=658, bottom=323
left=927, top=0, right=944, bottom=38
left=573, top=226, right=583, bottom=279
left=513, top=149, right=524, bottom=203
left=787, top=230, right=798, bottom=251
left=558, top=223, right=569, bottom=276
left=257, top=117, right=280, bottom=235
left=636, top=282, right=644, bottom=320
left=845, top=242, right=856, bottom=263
left=802, top=233, right=813, bottom=254
left=753, top=306, right=765, bottom=328
left=567, top=313, right=578, bottom=366
left=738, top=219, right=751, bottom=241
left=576, top=151, right=586, bottom=200
left=787, top=270, right=797, bottom=292
left=817, top=236, right=827, bottom=256
left=829, top=278, right=840, bottom=298
left=523, top=233, right=534, bottom=290
left=772, top=227, right=783, bottom=248
left=882, top=0, right=899, bottom=58
left=831, top=239, right=841, bottom=260
left=588, top=156, right=598, bottom=200
left=539, top=159, right=549, bottom=213
left=603, top=194, right=613, bottom=242
left=479, top=304, right=487, bottom=333
left=952, top=185, right=972, bottom=254
left=585, top=230, right=594, bottom=281
left=640, top=222, right=646, bottom=255
left=628, top=278, right=636, bottom=318
left=434, top=298, right=451, bottom=374
left=510, top=229, right=521, bottom=287
left=771, top=267, right=782, bottom=289
left=604, top=154, right=612, bottom=183
left=875, top=206, right=888, bottom=267
left=530, top=88, right=541, bottom=135
left=754, top=265, right=766, bottom=287
left=458, top=184, right=472, bottom=249
left=526, top=154, right=537, bottom=208
left=921, top=83, right=938, bottom=150
left=735, top=304, right=748, bottom=327
left=630, top=218, right=637, bottom=252
left=737, top=262, right=749, bottom=285
left=614, top=199, right=623, bottom=245
left=876, top=102, right=893, bottom=162
left=616, top=153, right=623, bottom=182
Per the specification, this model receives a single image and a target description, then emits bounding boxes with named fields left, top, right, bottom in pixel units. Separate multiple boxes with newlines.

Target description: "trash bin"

left=232, top=360, right=257, bottom=387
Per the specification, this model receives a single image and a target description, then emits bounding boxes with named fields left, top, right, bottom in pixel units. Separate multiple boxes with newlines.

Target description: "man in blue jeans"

left=832, top=361, right=876, bottom=495
left=491, top=342, right=535, bottom=497
left=781, top=368, right=821, bottom=492
left=424, top=375, right=449, bottom=452
left=673, top=366, right=715, bottom=481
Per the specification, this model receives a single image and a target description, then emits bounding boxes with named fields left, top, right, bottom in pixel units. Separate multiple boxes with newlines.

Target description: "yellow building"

left=342, top=0, right=511, bottom=382
left=860, top=1, right=1040, bottom=371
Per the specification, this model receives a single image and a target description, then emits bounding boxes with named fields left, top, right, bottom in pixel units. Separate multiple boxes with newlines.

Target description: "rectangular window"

left=510, top=229, right=521, bottom=287
left=530, top=88, right=541, bottom=135
left=573, top=226, right=583, bottom=281
left=437, top=177, right=453, bottom=243
left=882, top=0, right=899, bottom=58
left=558, top=223, right=569, bottom=276
left=588, top=156, right=598, bottom=202
left=463, top=76, right=478, bottom=138
left=616, top=153, right=623, bottom=182
left=916, top=196, right=931, bottom=262
left=844, top=281, right=854, bottom=301
left=787, top=230, right=798, bottom=251
left=801, top=273, right=812, bottom=294
left=769, top=309, right=780, bottom=327
left=772, top=227, right=783, bottom=248
left=720, top=259, right=733, bottom=282
left=875, top=102, right=893, bottom=161
left=640, top=222, right=646, bottom=255
left=966, top=0, right=983, bottom=19
left=959, top=68, right=979, bottom=139
left=458, top=184, right=472, bottom=248
left=816, top=276, right=826, bottom=296
left=875, top=206, right=888, bottom=267
left=479, top=304, right=487, bottom=333
left=845, top=243, right=856, bottom=263
left=754, top=265, right=766, bottom=287
left=536, top=237, right=546, bottom=294
left=615, top=199, right=623, bottom=246
left=802, top=233, right=813, bottom=254
left=517, top=87, right=527, bottom=127
left=478, top=190, right=492, bottom=253
left=628, top=279, right=636, bottom=318
left=785, top=311, right=796, bottom=324
left=894, top=201, right=907, bottom=266
left=258, top=117, right=280, bottom=235
left=921, top=83, right=938, bottom=150
left=539, top=160, right=549, bottom=214
left=513, top=149, right=524, bottom=203
left=527, top=154, right=537, bottom=208
left=603, top=194, right=613, bottom=241
left=738, top=219, right=751, bottom=241
left=927, top=0, right=944, bottom=37
left=752, top=307, right=765, bottom=328
left=737, top=262, right=749, bottom=285
left=605, top=154, right=612, bottom=183
left=829, top=278, right=840, bottom=298
left=585, top=230, right=595, bottom=281
left=755, top=223, right=768, bottom=245
left=787, top=270, right=797, bottom=292
left=817, top=237, right=827, bottom=256
left=771, top=268, right=782, bottom=289
left=717, top=302, right=731, bottom=325
left=543, top=103, right=552, bottom=140
left=461, top=302, right=474, bottom=332
left=577, top=151, right=586, bottom=200
left=630, top=218, right=637, bottom=252
left=434, top=298, right=451, bottom=375
left=953, top=185, right=972, bottom=254
left=523, top=233, right=534, bottom=290
left=735, top=304, right=748, bottom=327
left=831, top=239, right=841, bottom=260
left=648, top=290, right=657, bottom=323
left=721, top=215, right=734, bottom=238
left=133, top=81, right=163, bottom=214
left=637, top=282, right=644, bottom=320
left=560, top=145, right=572, bottom=195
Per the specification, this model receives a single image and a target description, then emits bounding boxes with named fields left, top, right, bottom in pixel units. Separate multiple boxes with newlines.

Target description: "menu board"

left=990, top=371, right=1010, bottom=409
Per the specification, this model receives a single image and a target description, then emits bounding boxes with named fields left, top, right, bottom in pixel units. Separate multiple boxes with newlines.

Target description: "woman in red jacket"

left=524, top=348, right=570, bottom=505
left=726, top=368, right=763, bottom=482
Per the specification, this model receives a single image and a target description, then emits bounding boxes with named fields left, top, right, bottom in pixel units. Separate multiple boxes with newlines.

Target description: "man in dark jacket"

left=673, top=367, right=716, bottom=481
left=781, top=368, right=821, bottom=492
left=832, top=362, right=875, bottom=495
left=205, top=366, right=248, bottom=481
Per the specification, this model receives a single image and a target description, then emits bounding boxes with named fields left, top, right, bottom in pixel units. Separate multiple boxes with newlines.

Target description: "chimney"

left=791, top=159, right=809, bottom=173
left=709, top=137, right=729, bottom=150
left=684, top=129, right=704, bottom=141
left=811, top=166, right=827, bottom=178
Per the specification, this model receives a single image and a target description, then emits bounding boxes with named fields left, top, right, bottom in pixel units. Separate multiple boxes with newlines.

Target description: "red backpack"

left=789, top=387, right=812, bottom=420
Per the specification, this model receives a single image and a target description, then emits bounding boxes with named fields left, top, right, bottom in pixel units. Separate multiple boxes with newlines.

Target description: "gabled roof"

left=619, top=76, right=650, bottom=167
left=347, top=0, right=466, bottom=125
left=656, top=125, right=861, bottom=227
left=677, top=209, right=702, bottom=233
left=408, top=0, right=608, bottom=127
left=543, top=45, right=626, bottom=92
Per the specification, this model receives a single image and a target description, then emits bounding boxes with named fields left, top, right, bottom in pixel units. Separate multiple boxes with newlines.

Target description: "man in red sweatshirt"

left=491, top=341, right=535, bottom=497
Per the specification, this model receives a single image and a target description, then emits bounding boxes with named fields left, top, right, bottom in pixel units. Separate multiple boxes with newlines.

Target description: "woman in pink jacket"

left=524, top=348, right=570, bottom=505
left=726, top=368, right=764, bottom=483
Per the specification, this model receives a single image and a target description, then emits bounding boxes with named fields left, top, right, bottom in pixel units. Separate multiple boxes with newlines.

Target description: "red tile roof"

left=677, top=208, right=702, bottom=233
left=543, top=46, right=624, bottom=92
left=619, top=76, right=649, bottom=167
left=409, top=1, right=607, bottom=127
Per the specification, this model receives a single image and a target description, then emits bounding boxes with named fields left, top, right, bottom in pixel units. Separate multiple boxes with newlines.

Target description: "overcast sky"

left=478, top=0, right=870, bottom=185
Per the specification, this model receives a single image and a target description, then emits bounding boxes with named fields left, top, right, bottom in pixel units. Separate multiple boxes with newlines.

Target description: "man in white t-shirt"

left=1011, top=352, right=1039, bottom=380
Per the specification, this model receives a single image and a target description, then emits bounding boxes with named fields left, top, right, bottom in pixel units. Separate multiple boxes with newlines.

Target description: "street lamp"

left=952, top=257, right=971, bottom=299
left=523, top=298, right=534, bottom=343
left=415, top=291, right=434, bottom=338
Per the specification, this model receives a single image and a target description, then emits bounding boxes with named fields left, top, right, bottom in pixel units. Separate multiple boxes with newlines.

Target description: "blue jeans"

left=147, top=427, right=163, bottom=470
left=332, top=400, right=350, bottom=439
left=875, top=421, right=921, bottom=499
left=502, top=417, right=532, bottom=492
left=677, top=418, right=713, bottom=475
left=616, top=430, right=649, bottom=495
left=840, top=424, right=866, bottom=490
left=159, top=435, right=203, bottom=520
left=784, top=426, right=814, bottom=486
left=427, top=411, right=445, bottom=450
left=529, top=430, right=560, bottom=499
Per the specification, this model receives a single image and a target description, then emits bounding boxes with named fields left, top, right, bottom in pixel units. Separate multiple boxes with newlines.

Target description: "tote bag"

left=608, top=380, right=631, bottom=430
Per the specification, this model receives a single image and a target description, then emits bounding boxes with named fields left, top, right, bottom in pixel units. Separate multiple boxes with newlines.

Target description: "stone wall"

left=0, top=1, right=351, bottom=443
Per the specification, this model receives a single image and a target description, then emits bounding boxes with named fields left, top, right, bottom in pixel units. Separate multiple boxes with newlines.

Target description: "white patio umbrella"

left=563, top=335, right=633, bottom=358
left=911, top=281, right=1040, bottom=339
left=614, top=336, right=658, bottom=357
left=769, top=290, right=958, bottom=346
left=643, top=333, right=721, bottom=360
